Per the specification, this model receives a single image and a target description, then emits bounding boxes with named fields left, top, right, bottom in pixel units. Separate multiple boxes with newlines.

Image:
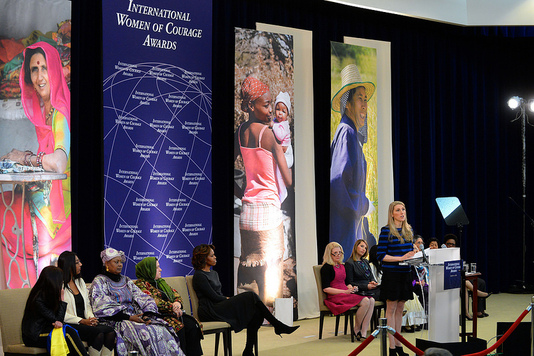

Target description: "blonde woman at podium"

left=376, top=201, right=417, bottom=356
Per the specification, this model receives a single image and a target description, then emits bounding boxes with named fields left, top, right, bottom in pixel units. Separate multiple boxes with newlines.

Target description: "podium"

left=427, top=247, right=461, bottom=342
left=409, top=247, right=461, bottom=342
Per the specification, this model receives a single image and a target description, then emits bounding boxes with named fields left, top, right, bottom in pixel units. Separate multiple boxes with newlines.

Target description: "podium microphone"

left=420, top=244, right=428, bottom=264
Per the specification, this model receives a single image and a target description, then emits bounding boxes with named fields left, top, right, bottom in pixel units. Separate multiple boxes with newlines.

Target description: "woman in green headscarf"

left=135, top=257, right=203, bottom=356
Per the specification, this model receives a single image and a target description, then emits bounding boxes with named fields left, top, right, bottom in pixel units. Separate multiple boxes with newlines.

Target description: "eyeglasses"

left=445, top=242, right=456, bottom=247
left=331, top=251, right=342, bottom=256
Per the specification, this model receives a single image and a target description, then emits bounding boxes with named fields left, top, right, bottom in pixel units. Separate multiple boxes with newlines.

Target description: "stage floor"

left=199, top=292, right=532, bottom=356
left=1, top=292, right=531, bottom=355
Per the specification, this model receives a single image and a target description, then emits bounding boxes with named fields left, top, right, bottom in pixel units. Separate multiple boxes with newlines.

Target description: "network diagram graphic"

left=103, top=60, right=212, bottom=277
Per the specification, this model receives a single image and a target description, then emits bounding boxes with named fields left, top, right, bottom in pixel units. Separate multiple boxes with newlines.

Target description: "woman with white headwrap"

left=89, top=248, right=185, bottom=356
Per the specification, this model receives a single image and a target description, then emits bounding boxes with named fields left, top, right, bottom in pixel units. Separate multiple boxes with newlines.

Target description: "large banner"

left=234, top=27, right=297, bottom=316
left=330, top=42, right=378, bottom=258
left=103, top=0, right=212, bottom=278
left=0, top=0, right=71, bottom=289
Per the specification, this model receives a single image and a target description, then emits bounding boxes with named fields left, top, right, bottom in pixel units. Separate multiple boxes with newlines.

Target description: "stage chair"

left=312, top=265, right=357, bottom=342
left=165, top=276, right=192, bottom=315
left=371, top=300, right=385, bottom=331
left=185, top=275, right=234, bottom=356
left=0, top=287, right=48, bottom=355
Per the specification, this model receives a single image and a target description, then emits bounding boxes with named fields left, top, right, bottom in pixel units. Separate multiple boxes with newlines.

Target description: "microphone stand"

left=508, top=196, right=534, bottom=293
left=420, top=244, right=428, bottom=265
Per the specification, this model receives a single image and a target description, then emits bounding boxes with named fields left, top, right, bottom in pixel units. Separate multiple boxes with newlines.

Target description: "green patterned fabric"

left=135, top=257, right=175, bottom=302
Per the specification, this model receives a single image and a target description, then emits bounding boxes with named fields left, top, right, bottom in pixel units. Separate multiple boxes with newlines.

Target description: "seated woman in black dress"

left=345, top=238, right=380, bottom=300
left=192, top=244, right=299, bottom=356
left=22, top=266, right=88, bottom=356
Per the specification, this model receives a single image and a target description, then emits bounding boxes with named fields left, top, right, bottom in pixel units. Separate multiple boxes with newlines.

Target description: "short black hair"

left=192, top=244, right=215, bottom=270
left=428, top=237, right=440, bottom=247
left=444, top=234, right=458, bottom=246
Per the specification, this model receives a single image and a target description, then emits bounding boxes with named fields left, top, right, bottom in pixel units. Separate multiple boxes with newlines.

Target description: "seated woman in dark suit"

left=345, top=238, right=380, bottom=300
left=192, top=244, right=298, bottom=356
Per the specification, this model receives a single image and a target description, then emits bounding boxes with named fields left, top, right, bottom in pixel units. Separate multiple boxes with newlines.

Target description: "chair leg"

left=350, top=311, right=355, bottom=342
left=335, top=314, right=341, bottom=336
left=227, top=329, right=233, bottom=356
left=319, top=313, right=325, bottom=339
left=221, top=330, right=227, bottom=356
left=372, top=306, right=383, bottom=331
left=214, top=332, right=220, bottom=356
left=343, top=314, right=350, bottom=335
left=371, top=307, right=377, bottom=330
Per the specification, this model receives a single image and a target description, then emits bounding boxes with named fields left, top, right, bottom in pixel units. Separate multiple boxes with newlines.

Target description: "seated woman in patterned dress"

left=321, top=242, right=374, bottom=341
left=89, top=248, right=185, bottom=356
left=134, top=257, right=203, bottom=356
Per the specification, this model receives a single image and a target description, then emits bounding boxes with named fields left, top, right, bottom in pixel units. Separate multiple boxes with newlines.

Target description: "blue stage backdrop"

left=102, top=0, right=212, bottom=278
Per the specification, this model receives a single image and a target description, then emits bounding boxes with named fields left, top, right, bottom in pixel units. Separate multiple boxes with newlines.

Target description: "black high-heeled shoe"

left=274, top=324, right=300, bottom=337
left=356, top=331, right=366, bottom=341
left=479, top=292, right=492, bottom=299
left=396, top=346, right=409, bottom=356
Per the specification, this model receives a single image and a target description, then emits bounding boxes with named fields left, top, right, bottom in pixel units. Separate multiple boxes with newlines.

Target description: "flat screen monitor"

left=435, top=197, right=469, bottom=226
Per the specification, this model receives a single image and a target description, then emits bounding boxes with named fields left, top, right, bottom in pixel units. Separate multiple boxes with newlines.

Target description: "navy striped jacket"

left=376, top=226, right=413, bottom=273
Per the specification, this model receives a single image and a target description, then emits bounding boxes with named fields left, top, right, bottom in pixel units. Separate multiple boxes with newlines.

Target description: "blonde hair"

left=349, top=239, right=369, bottom=261
left=322, top=241, right=344, bottom=266
left=387, top=201, right=413, bottom=244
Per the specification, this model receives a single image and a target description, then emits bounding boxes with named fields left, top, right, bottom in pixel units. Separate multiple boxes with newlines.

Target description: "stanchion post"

left=531, top=296, right=533, bottom=356
left=380, top=317, right=388, bottom=356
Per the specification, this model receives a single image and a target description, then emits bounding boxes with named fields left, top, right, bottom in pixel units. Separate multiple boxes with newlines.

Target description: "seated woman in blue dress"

left=89, top=248, right=185, bottom=356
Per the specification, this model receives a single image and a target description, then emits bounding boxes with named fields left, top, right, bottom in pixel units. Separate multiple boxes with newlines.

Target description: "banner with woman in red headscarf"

left=234, top=27, right=297, bottom=317
left=0, top=0, right=71, bottom=289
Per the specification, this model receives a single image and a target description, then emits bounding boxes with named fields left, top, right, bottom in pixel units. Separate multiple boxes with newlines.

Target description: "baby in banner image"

left=272, top=91, right=294, bottom=204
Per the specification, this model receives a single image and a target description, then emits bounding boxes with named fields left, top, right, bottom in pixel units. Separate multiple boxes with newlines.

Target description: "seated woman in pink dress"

left=320, top=242, right=374, bottom=341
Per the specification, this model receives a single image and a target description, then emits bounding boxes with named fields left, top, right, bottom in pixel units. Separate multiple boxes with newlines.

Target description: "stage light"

left=507, top=96, right=522, bottom=109
left=507, top=93, right=533, bottom=294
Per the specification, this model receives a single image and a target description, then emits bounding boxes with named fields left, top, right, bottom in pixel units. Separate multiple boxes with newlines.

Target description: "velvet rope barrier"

left=461, top=305, right=531, bottom=356
left=347, top=302, right=532, bottom=356
left=347, top=325, right=426, bottom=356
left=347, top=329, right=379, bottom=356
left=391, top=330, right=425, bottom=356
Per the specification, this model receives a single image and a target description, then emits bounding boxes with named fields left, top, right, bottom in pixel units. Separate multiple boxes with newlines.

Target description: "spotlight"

left=528, top=100, right=534, bottom=113
left=508, top=96, right=522, bottom=110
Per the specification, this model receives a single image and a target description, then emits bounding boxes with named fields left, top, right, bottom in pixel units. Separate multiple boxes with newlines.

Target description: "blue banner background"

left=102, top=0, right=212, bottom=278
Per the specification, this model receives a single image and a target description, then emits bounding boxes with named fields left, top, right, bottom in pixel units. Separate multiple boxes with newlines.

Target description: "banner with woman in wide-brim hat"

left=330, top=42, right=378, bottom=256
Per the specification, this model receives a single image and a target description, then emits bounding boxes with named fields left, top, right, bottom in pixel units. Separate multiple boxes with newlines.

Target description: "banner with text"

left=103, top=0, right=212, bottom=278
